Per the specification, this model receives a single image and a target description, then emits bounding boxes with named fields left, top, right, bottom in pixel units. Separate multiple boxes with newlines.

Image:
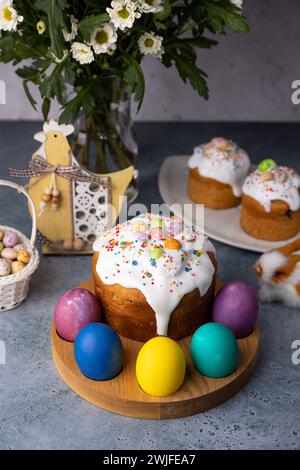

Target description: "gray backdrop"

left=0, top=0, right=299, bottom=121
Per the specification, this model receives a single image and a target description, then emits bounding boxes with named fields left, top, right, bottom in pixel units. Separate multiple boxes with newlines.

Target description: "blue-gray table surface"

left=0, top=121, right=299, bottom=450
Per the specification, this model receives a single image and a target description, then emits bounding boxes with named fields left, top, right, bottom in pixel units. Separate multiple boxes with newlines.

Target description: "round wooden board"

left=52, top=279, right=260, bottom=420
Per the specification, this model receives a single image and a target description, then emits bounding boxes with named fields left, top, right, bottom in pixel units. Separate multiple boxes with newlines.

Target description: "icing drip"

left=93, top=214, right=216, bottom=336
left=243, top=165, right=300, bottom=213
left=188, top=137, right=250, bottom=197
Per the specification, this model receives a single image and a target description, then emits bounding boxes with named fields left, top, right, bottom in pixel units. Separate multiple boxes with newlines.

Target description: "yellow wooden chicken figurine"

left=11, top=120, right=134, bottom=254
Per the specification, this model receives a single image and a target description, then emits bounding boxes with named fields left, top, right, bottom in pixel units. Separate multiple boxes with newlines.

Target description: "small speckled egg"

left=169, top=221, right=183, bottom=237
left=260, top=171, right=273, bottom=182
left=151, top=217, right=165, bottom=229
left=164, top=237, right=182, bottom=250
left=150, top=246, right=164, bottom=260
left=63, top=239, right=73, bottom=251
left=258, top=159, right=276, bottom=173
left=17, top=250, right=31, bottom=265
left=134, top=231, right=149, bottom=242
left=211, top=137, right=227, bottom=147
left=0, top=259, right=11, bottom=276
left=0, top=230, right=4, bottom=241
left=1, top=247, right=17, bottom=260
left=150, top=227, right=169, bottom=241
left=3, top=231, right=19, bottom=248
left=275, top=169, right=288, bottom=184
left=13, top=244, right=25, bottom=253
left=11, top=261, right=26, bottom=274
left=73, top=238, right=85, bottom=251
left=133, top=220, right=147, bottom=232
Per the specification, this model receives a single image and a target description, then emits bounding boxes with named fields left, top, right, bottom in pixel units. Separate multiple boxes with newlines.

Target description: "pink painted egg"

left=54, top=288, right=101, bottom=342
left=3, top=231, right=19, bottom=248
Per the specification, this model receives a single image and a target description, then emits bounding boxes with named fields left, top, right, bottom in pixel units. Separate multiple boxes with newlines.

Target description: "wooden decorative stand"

left=51, top=279, right=260, bottom=420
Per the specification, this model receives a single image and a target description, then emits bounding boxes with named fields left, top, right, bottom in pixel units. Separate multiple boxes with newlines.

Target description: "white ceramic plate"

left=158, top=156, right=300, bottom=253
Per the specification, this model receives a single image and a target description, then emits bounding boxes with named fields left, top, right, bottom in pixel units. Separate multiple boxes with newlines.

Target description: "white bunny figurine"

left=254, top=239, right=300, bottom=308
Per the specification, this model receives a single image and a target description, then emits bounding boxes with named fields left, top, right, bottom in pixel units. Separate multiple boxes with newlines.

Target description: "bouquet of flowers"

left=0, top=0, right=248, bottom=120
left=0, top=0, right=248, bottom=186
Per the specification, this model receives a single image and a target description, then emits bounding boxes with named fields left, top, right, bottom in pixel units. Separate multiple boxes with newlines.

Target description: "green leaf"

left=154, top=0, right=172, bottom=21
left=23, top=81, right=37, bottom=110
left=16, top=66, right=40, bottom=84
left=194, top=0, right=249, bottom=34
left=58, top=80, right=95, bottom=123
left=39, top=63, right=65, bottom=104
left=79, top=13, right=109, bottom=31
left=170, top=52, right=209, bottom=100
left=189, top=36, right=218, bottom=49
left=191, top=1, right=206, bottom=22
left=34, top=0, right=68, bottom=59
left=79, top=13, right=109, bottom=41
left=0, top=35, right=15, bottom=63
left=124, top=58, right=145, bottom=110
left=42, top=97, right=51, bottom=120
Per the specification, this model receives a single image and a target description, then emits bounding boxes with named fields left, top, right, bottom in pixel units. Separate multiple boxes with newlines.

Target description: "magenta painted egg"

left=212, top=282, right=259, bottom=338
left=54, top=288, right=101, bottom=342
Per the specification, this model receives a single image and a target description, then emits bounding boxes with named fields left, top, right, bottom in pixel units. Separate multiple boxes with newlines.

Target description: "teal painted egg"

left=190, top=323, right=239, bottom=378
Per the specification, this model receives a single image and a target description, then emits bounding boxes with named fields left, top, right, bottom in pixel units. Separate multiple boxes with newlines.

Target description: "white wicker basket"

left=0, top=180, right=40, bottom=311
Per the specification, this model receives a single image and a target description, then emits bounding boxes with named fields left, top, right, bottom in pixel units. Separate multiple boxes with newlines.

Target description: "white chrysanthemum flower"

left=138, top=32, right=164, bottom=59
left=0, top=0, right=23, bottom=31
left=71, top=42, right=94, bottom=65
left=62, top=15, right=78, bottom=42
left=107, top=0, right=141, bottom=31
left=137, top=0, right=163, bottom=14
left=230, top=0, right=243, bottom=9
left=91, top=23, right=117, bottom=55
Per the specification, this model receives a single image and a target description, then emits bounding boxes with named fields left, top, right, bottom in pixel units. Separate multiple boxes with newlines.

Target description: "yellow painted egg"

left=136, top=337, right=186, bottom=397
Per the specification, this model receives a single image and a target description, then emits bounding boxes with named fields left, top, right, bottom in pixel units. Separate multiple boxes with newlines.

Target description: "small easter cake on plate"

left=188, top=137, right=250, bottom=209
left=241, top=160, right=300, bottom=241
left=92, top=213, right=217, bottom=342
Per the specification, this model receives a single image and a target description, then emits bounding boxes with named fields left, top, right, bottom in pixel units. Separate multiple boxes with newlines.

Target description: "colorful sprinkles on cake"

left=243, top=160, right=300, bottom=213
left=93, top=213, right=216, bottom=336
left=188, top=137, right=250, bottom=197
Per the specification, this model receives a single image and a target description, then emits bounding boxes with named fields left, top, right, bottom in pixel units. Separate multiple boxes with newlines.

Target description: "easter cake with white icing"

left=241, top=160, right=300, bottom=241
left=92, top=213, right=217, bottom=342
left=188, top=137, right=250, bottom=209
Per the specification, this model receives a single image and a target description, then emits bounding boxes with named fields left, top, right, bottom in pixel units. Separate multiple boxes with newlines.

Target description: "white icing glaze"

left=188, top=137, right=250, bottom=197
left=93, top=213, right=216, bottom=336
left=243, top=165, right=300, bottom=213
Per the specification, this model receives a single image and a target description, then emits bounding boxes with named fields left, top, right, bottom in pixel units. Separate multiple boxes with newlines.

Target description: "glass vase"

left=71, top=76, right=139, bottom=204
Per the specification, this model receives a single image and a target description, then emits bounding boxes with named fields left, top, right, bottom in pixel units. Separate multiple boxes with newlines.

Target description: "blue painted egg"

left=190, top=322, right=239, bottom=378
left=75, top=323, right=123, bottom=381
